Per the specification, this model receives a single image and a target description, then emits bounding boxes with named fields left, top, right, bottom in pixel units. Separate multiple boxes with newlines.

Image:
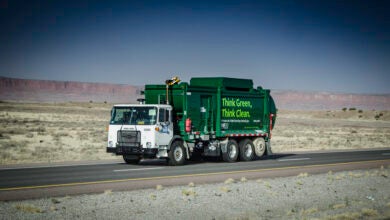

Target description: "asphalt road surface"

left=1, top=149, right=390, bottom=201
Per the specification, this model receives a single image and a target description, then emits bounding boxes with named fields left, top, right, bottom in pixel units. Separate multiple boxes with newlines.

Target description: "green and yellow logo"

left=222, top=97, right=252, bottom=118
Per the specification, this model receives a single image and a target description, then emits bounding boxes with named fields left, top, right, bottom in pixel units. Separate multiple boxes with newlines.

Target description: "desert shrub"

left=25, top=133, right=34, bottom=138
left=32, top=146, right=50, bottom=157
left=3, top=141, right=19, bottom=149
left=342, top=107, right=347, bottom=112
left=0, top=151, right=12, bottom=160
left=14, top=204, right=44, bottom=213
left=28, top=126, right=46, bottom=133
left=358, top=109, right=363, bottom=113
left=349, top=107, right=356, bottom=111
left=8, top=129, right=28, bottom=135
left=0, top=133, right=10, bottom=139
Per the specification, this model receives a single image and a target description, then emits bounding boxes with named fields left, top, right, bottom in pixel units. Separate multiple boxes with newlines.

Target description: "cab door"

left=156, top=108, right=173, bottom=146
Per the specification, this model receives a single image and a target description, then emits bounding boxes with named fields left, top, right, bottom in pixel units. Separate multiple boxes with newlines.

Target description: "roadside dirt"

left=1, top=166, right=389, bottom=220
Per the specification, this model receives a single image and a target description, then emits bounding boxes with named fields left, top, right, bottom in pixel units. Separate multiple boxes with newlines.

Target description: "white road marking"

left=277, top=158, right=311, bottom=162
left=0, top=161, right=121, bottom=171
left=113, top=167, right=164, bottom=172
left=382, top=153, right=390, bottom=156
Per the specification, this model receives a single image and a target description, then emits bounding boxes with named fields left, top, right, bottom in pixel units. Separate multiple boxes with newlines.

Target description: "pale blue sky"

left=0, top=0, right=389, bottom=93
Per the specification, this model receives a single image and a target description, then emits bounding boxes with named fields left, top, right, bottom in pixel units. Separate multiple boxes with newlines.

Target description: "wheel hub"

left=174, top=147, right=183, bottom=161
left=229, top=144, right=237, bottom=158
left=245, top=143, right=253, bottom=157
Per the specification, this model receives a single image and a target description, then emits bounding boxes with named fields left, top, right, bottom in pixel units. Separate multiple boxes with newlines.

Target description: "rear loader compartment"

left=144, top=77, right=276, bottom=139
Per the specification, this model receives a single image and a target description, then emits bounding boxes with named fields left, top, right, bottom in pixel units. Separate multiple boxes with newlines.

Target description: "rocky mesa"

left=1, top=76, right=389, bottom=110
left=0, top=77, right=142, bottom=103
left=272, top=90, right=390, bottom=110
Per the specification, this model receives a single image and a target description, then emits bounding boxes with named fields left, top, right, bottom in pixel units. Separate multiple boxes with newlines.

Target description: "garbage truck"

left=106, top=77, right=277, bottom=165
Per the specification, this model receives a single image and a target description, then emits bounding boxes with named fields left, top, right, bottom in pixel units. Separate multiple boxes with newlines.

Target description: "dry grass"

left=0, top=102, right=389, bottom=164
left=224, top=178, right=235, bottom=184
left=361, top=208, right=379, bottom=217
left=332, top=203, right=347, bottom=209
left=326, top=212, right=361, bottom=220
left=297, top=172, right=309, bottom=178
left=149, top=194, right=157, bottom=200
left=182, top=188, right=197, bottom=197
left=14, top=203, right=44, bottom=213
left=300, top=207, right=318, bottom=215
left=219, top=186, right=231, bottom=193
left=104, top=189, right=112, bottom=195
left=272, top=110, right=390, bottom=153
left=325, top=208, right=380, bottom=220
left=0, top=101, right=116, bottom=164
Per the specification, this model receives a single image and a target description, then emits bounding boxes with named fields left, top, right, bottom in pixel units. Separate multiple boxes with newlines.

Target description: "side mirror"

left=160, top=121, right=170, bottom=126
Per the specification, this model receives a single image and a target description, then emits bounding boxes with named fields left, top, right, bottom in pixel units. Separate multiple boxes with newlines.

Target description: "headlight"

left=146, top=142, right=152, bottom=148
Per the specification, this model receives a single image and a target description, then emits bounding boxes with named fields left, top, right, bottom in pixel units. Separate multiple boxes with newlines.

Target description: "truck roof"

left=190, top=77, right=254, bottom=90
left=113, top=104, right=172, bottom=108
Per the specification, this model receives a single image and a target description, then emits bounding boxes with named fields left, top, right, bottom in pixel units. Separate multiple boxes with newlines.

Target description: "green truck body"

left=107, top=77, right=277, bottom=165
left=145, top=77, right=276, bottom=140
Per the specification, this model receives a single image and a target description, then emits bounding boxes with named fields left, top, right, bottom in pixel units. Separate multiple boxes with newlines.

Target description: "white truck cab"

left=106, top=104, right=174, bottom=164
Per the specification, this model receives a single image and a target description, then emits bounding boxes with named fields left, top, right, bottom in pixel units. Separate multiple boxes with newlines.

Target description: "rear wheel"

left=239, top=139, right=255, bottom=161
left=123, top=155, right=141, bottom=164
left=168, top=141, right=186, bottom=166
left=222, top=139, right=239, bottom=162
left=253, top=137, right=266, bottom=158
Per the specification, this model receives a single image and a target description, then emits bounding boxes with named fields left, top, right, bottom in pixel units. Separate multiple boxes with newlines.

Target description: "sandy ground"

left=272, top=109, right=390, bottom=153
left=0, top=166, right=389, bottom=219
left=0, top=102, right=389, bottom=164
left=0, top=102, right=116, bottom=164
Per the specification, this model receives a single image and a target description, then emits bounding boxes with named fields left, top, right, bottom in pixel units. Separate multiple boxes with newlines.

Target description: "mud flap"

left=220, top=138, right=229, bottom=153
left=266, top=141, right=273, bottom=155
left=183, top=141, right=190, bottom=159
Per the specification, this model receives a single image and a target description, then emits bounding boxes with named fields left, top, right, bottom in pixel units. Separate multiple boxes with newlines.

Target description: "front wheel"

left=222, top=139, right=239, bottom=162
left=168, top=141, right=186, bottom=166
left=123, top=155, right=141, bottom=164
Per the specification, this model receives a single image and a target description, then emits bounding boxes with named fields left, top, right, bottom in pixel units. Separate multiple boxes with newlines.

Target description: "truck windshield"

left=110, top=107, right=157, bottom=125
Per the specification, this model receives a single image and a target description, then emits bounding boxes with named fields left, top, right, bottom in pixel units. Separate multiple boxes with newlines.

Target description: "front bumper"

left=107, top=147, right=158, bottom=158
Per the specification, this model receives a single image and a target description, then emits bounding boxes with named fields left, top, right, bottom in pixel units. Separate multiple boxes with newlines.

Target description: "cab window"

left=159, top=108, right=170, bottom=123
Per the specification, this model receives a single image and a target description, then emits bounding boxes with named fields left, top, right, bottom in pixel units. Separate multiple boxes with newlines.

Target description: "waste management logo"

left=221, top=97, right=252, bottom=123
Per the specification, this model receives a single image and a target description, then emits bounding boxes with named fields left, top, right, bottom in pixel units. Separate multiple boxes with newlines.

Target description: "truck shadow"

left=186, top=153, right=296, bottom=165
left=121, top=153, right=296, bottom=166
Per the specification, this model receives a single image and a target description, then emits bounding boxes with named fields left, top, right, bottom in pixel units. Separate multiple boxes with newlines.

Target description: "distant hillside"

left=0, top=77, right=142, bottom=103
left=1, top=77, right=389, bottom=110
left=272, top=90, right=390, bottom=110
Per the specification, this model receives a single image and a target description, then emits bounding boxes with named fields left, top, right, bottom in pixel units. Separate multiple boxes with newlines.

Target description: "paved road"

left=1, top=149, right=390, bottom=200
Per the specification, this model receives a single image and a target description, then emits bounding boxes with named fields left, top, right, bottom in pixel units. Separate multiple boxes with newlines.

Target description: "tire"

left=123, top=155, right=141, bottom=164
left=239, top=139, right=255, bottom=161
left=168, top=141, right=186, bottom=166
left=253, top=137, right=266, bottom=158
left=222, top=139, right=239, bottom=162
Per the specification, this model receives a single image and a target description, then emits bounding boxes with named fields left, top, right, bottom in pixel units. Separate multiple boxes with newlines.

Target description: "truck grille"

left=117, top=130, right=141, bottom=146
